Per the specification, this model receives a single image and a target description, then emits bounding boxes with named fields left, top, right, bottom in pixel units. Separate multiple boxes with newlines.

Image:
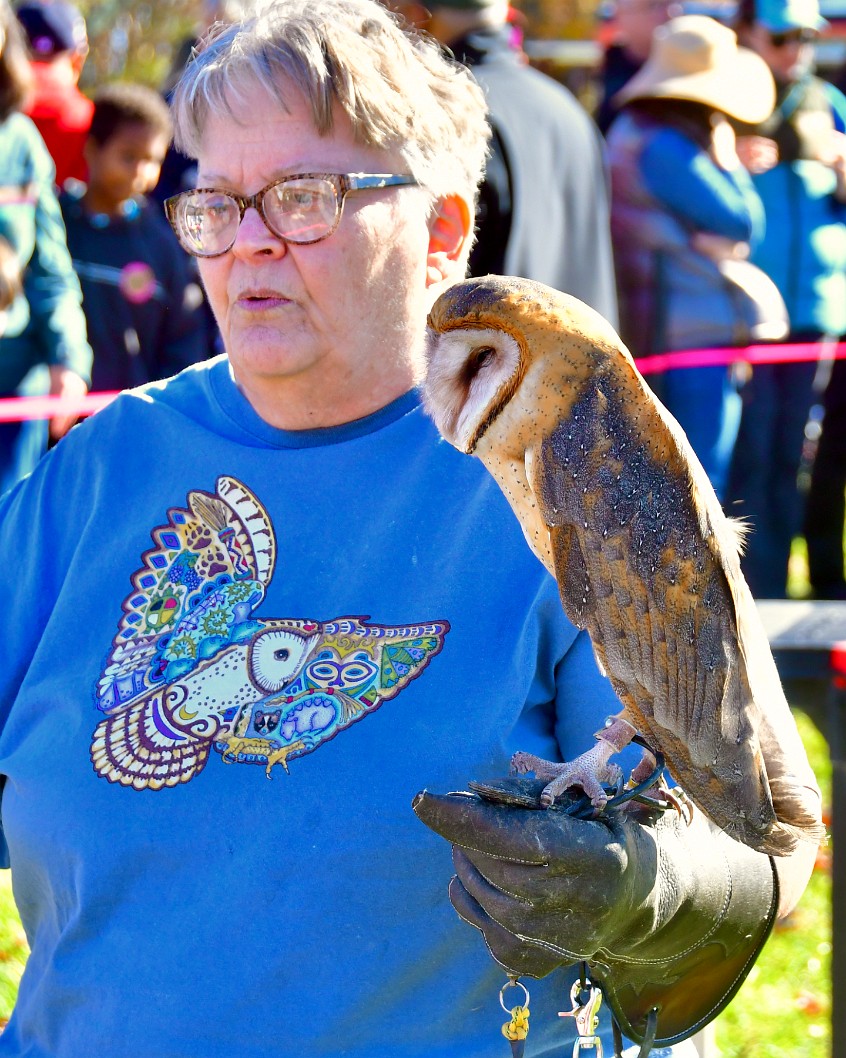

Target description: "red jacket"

left=24, top=62, right=93, bottom=187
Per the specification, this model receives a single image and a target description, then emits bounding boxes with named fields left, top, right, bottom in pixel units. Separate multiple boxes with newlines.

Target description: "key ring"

left=500, top=977, right=530, bottom=1014
left=500, top=976, right=531, bottom=1057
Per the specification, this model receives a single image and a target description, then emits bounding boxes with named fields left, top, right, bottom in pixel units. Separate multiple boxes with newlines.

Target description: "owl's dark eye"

left=471, top=346, right=495, bottom=372
left=274, top=648, right=290, bottom=661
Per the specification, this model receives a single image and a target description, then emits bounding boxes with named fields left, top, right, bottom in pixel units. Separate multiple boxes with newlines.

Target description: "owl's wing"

left=527, top=364, right=811, bottom=852
left=92, top=641, right=249, bottom=790
left=96, top=476, right=276, bottom=714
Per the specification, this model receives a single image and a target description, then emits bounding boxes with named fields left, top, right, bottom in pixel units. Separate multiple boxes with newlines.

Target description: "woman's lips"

left=236, top=292, right=290, bottom=311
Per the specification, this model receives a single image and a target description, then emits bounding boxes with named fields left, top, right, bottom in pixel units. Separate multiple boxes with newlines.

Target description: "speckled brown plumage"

left=423, top=274, right=824, bottom=857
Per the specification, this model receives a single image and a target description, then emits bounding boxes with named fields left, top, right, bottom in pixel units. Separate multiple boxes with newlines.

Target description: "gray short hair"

left=170, top=0, right=491, bottom=204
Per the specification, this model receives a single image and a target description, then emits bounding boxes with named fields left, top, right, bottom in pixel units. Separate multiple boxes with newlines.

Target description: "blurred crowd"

left=1, top=0, right=845, bottom=601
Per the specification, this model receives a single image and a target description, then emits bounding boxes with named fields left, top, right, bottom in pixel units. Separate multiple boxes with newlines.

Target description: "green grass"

left=0, top=875, right=27, bottom=1028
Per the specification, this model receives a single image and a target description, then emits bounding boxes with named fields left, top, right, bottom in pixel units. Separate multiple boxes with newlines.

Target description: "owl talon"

left=631, top=781, right=694, bottom=824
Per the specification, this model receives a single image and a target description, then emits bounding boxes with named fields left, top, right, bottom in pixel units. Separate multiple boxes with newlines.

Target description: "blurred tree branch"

left=75, top=0, right=205, bottom=90
left=70, top=0, right=604, bottom=94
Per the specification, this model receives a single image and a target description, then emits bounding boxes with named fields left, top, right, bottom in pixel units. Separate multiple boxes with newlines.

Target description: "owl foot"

left=511, top=744, right=622, bottom=809
left=264, top=740, right=306, bottom=779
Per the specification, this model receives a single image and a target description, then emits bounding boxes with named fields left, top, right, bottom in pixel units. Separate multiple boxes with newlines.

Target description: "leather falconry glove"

left=413, top=777, right=778, bottom=1050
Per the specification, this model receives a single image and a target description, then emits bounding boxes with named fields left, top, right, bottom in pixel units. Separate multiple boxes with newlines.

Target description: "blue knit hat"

left=16, top=0, right=88, bottom=59
left=754, top=0, right=828, bottom=31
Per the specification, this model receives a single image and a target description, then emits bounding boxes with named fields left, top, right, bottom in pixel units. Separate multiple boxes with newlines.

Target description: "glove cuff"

left=590, top=839, right=778, bottom=1047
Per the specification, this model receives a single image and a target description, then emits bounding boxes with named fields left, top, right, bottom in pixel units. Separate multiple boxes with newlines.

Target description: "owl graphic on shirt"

left=91, top=475, right=449, bottom=790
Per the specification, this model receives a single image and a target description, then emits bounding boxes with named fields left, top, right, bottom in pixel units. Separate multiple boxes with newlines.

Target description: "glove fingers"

left=413, top=789, right=599, bottom=864
left=447, top=874, right=564, bottom=979
left=454, top=844, right=565, bottom=906
left=453, top=847, right=597, bottom=959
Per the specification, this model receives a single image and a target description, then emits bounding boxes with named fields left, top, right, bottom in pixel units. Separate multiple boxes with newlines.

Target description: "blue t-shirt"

left=0, top=357, right=657, bottom=1057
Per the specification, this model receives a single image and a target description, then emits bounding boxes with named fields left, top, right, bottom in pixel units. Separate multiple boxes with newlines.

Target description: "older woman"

left=0, top=2, right=817, bottom=1056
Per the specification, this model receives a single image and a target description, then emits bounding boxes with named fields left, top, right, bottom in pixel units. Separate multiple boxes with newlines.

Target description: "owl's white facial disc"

left=249, top=629, right=314, bottom=693
left=423, top=327, right=521, bottom=452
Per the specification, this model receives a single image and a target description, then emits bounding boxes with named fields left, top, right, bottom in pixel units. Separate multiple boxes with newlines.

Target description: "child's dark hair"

left=0, top=236, right=22, bottom=311
left=89, top=82, right=173, bottom=147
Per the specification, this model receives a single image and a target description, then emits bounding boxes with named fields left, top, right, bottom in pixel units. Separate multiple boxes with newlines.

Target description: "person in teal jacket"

left=0, top=0, right=91, bottom=495
left=728, top=0, right=846, bottom=596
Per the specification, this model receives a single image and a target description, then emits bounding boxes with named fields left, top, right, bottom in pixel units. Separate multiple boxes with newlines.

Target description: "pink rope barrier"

left=0, top=391, right=120, bottom=423
left=0, top=339, right=843, bottom=421
left=635, top=338, right=844, bottom=375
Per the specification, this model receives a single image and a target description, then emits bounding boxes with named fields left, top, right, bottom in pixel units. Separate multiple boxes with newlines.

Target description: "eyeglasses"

left=768, top=28, right=818, bottom=47
left=164, top=172, right=419, bottom=258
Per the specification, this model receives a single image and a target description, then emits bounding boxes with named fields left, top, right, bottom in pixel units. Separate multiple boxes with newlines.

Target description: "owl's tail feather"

left=713, top=774, right=826, bottom=856
left=90, top=707, right=210, bottom=791
left=767, top=776, right=828, bottom=852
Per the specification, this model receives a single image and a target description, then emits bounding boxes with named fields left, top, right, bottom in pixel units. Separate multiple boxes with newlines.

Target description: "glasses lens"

left=263, top=177, right=339, bottom=244
left=172, top=190, right=241, bottom=257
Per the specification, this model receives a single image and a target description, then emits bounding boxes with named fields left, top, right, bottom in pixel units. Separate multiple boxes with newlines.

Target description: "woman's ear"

left=426, top=194, right=473, bottom=287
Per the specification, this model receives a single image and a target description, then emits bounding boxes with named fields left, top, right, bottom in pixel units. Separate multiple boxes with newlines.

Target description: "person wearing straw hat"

left=726, top=0, right=846, bottom=598
left=606, top=14, right=784, bottom=502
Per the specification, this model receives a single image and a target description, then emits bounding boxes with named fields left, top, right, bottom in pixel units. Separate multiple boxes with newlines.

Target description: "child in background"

left=0, top=236, right=22, bottom=336
left=59, top=82, right=213, bottom=392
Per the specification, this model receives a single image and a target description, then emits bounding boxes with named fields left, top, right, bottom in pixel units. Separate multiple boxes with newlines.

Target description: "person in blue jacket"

left=0, top=0, right=91, bottom=494
left=607, top=14, right=782, bottom=501
left=728, top=0, right=846, bottom=597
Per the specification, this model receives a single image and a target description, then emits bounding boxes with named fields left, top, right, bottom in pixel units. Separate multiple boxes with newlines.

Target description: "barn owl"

left=91, top=476, right=449, bottom=790
left=422, top=274, right=824, bottom=857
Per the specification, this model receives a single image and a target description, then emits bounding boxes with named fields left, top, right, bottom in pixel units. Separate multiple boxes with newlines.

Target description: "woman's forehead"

left=195, top=84, right=405, bottom=185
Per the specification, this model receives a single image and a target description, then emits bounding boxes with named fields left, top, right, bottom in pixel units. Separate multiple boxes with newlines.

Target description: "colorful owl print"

left=90, top=476, right=450, bottom=791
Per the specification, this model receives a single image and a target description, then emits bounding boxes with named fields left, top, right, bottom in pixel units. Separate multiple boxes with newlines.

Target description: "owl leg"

left=511, top=716, right=636, bottom=809
left=629, top=746, right=658, bottom=786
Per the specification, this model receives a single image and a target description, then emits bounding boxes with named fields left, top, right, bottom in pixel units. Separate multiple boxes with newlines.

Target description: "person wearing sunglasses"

left=725, top=0, right=846, bottom=600
left=0, top=2, right=819, bottom=1056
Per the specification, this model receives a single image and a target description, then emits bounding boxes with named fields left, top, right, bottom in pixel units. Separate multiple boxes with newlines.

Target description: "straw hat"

left=615, top=15, right=776, bottom=124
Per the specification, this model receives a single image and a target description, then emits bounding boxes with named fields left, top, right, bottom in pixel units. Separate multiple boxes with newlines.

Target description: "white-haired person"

left=0, top=2, right=818, bottom=1056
